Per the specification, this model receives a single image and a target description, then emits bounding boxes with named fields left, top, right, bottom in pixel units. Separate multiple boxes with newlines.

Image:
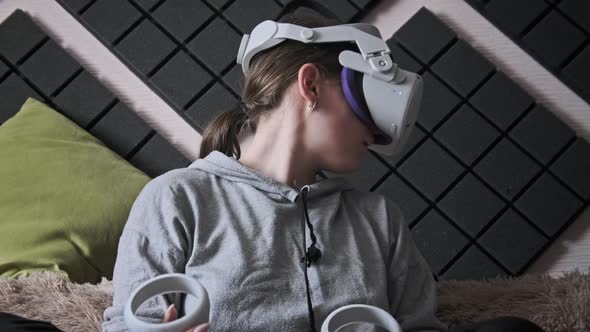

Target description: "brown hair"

left=198, top=9, right=358, bottom=159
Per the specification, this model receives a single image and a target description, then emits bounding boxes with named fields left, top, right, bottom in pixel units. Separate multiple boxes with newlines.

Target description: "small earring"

left=309, top=98, right=317, bottom=112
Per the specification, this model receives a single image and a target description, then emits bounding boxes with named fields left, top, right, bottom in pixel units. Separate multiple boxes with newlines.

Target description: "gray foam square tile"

left=411, top=210, right=470, bottom=274
left=150, top=50, right=213, bottom=109
left=431, top=39, right=495, bottom=97
left=441, top=245, right=507, bottom=280
left=398, top=138, right=464, bottom=201
left=115, top=19, right=177, bottom=77
left=550, top=138, right=590, bottom=200
left=474, top=138, right=541, bottom=200
left=89, top=102, right=153, bottom=157
left=563, top=45, right=590, bottom=101
left=134, top=0, right=162, bottom=11
left=224, top=0, right=283, bottom=33
left=186, top=82, right=238, bottom=130
left=385, top=40, right=423, bottom=74
left=60, top=0, right=94, bottom=13
left=393, top=7, right=456, bottom=64
left=319, top=0, right=360, bottom=22
left=470, top=71, right=533, bottom=130
left=478, top=208, right=547, bottom=274
left=416, top=71, right=461, bottom=131
left=129, top=133, right=191, bottom=177
left=375, top=172, right=429, bottom=224
left=509, top=104, right=576, bottom=164
left=439, top=173, right=505, bottom=237
left=152, top=0, right=214, bottom=42
left=484, top=0, right=548, bottom=37
left=559, top=0, right=590, bottom=33
left=0, top=60, right=8, bottom=78
left=276, top=0, right=295, bottom=6
left=19, top=39, right=81, bottom=96
left=515, top=173, right=585, bottom=237
left=187, top=17, right=242, bottom=74
left=0, top=74, right=44, bottom=124
left=81, top=0, right=143, bottom=44
left=522, top=10, right=586, bottom=69
left=0, top=9, right=46, bottom=65
left=434, top=104, right=501, bottom=165
left=53, top=71, right=117, bottom=128
left=350, top=0, right=372, bottom=8
left=206, top=0, right=232, bottom=10
left=325, top=152, right=390, bottom=192
left=465, top=0, right=487, bottom=8
left=222, top=64, right=244, bottom=95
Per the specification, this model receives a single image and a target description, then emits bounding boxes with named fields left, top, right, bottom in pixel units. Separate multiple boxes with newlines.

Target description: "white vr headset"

left=236, top=20, right=423, bottom=157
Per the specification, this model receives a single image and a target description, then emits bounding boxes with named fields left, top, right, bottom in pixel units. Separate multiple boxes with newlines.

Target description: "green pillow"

left=0, top=97, right=151, bottom=284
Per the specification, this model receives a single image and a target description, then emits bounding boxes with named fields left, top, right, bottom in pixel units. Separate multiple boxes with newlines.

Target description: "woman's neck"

left=237, top=114, right=318, bottom=191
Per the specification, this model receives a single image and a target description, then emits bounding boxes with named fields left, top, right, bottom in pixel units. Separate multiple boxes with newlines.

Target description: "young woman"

left=101, top=11, right=545, bottom=332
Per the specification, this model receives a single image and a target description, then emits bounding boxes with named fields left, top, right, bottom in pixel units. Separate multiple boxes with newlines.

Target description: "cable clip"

left=301, top=245, right=322, bottom=267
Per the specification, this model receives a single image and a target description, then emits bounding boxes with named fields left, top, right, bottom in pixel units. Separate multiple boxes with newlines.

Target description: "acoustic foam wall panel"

left=56, top=0, right=384, bottom=133
left=0, top=9, right=190, bottom=177
left=465, top=0, right=590, bottom=105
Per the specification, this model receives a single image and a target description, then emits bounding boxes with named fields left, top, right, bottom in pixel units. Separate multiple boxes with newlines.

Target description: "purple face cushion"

left=341, top=67, right=392, bottom=145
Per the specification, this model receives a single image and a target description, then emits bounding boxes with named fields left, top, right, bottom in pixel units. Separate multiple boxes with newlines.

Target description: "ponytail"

left=198, top=109, right=250, bottom=159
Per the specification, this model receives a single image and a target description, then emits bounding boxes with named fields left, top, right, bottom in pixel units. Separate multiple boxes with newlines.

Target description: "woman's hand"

left=162, top=304, right=209, bottom=332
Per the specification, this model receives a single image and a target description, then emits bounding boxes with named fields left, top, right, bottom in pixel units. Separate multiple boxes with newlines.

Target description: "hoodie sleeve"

left=101, top=176, right=192, bottom=332
left=384, top=198, right=449, bottom=332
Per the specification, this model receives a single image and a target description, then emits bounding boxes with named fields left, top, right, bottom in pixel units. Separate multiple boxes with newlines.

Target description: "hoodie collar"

left=188, top=150, right=354, bottom=203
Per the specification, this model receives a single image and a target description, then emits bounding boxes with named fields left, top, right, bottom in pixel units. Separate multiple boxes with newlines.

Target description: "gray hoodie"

left=102, top=150, right=448, bottom=332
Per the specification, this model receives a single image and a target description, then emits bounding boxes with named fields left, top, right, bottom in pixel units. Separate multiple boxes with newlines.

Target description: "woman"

left=101, top=11, right=545, bottom=332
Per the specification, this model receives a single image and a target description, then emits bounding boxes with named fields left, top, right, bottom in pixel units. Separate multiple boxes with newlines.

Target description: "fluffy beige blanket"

left=1, top=270, right=589, bottom=332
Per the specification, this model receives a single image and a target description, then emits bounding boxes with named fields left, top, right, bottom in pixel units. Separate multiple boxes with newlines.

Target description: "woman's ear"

left=298, top=63, right=321, bottom=105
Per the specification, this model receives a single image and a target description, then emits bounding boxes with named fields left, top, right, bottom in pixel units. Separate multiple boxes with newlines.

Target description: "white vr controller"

left=125, top=273, right=402, bottom=332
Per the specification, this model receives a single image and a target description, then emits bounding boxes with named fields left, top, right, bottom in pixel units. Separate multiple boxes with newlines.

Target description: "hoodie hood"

left=188, top=150, right=355, bottom=203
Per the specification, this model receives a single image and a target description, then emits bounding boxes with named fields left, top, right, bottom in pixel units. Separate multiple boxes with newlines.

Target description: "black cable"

left=300, top=187, right=318, bottom=332
left=301, top=190, right=322, bottom=267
